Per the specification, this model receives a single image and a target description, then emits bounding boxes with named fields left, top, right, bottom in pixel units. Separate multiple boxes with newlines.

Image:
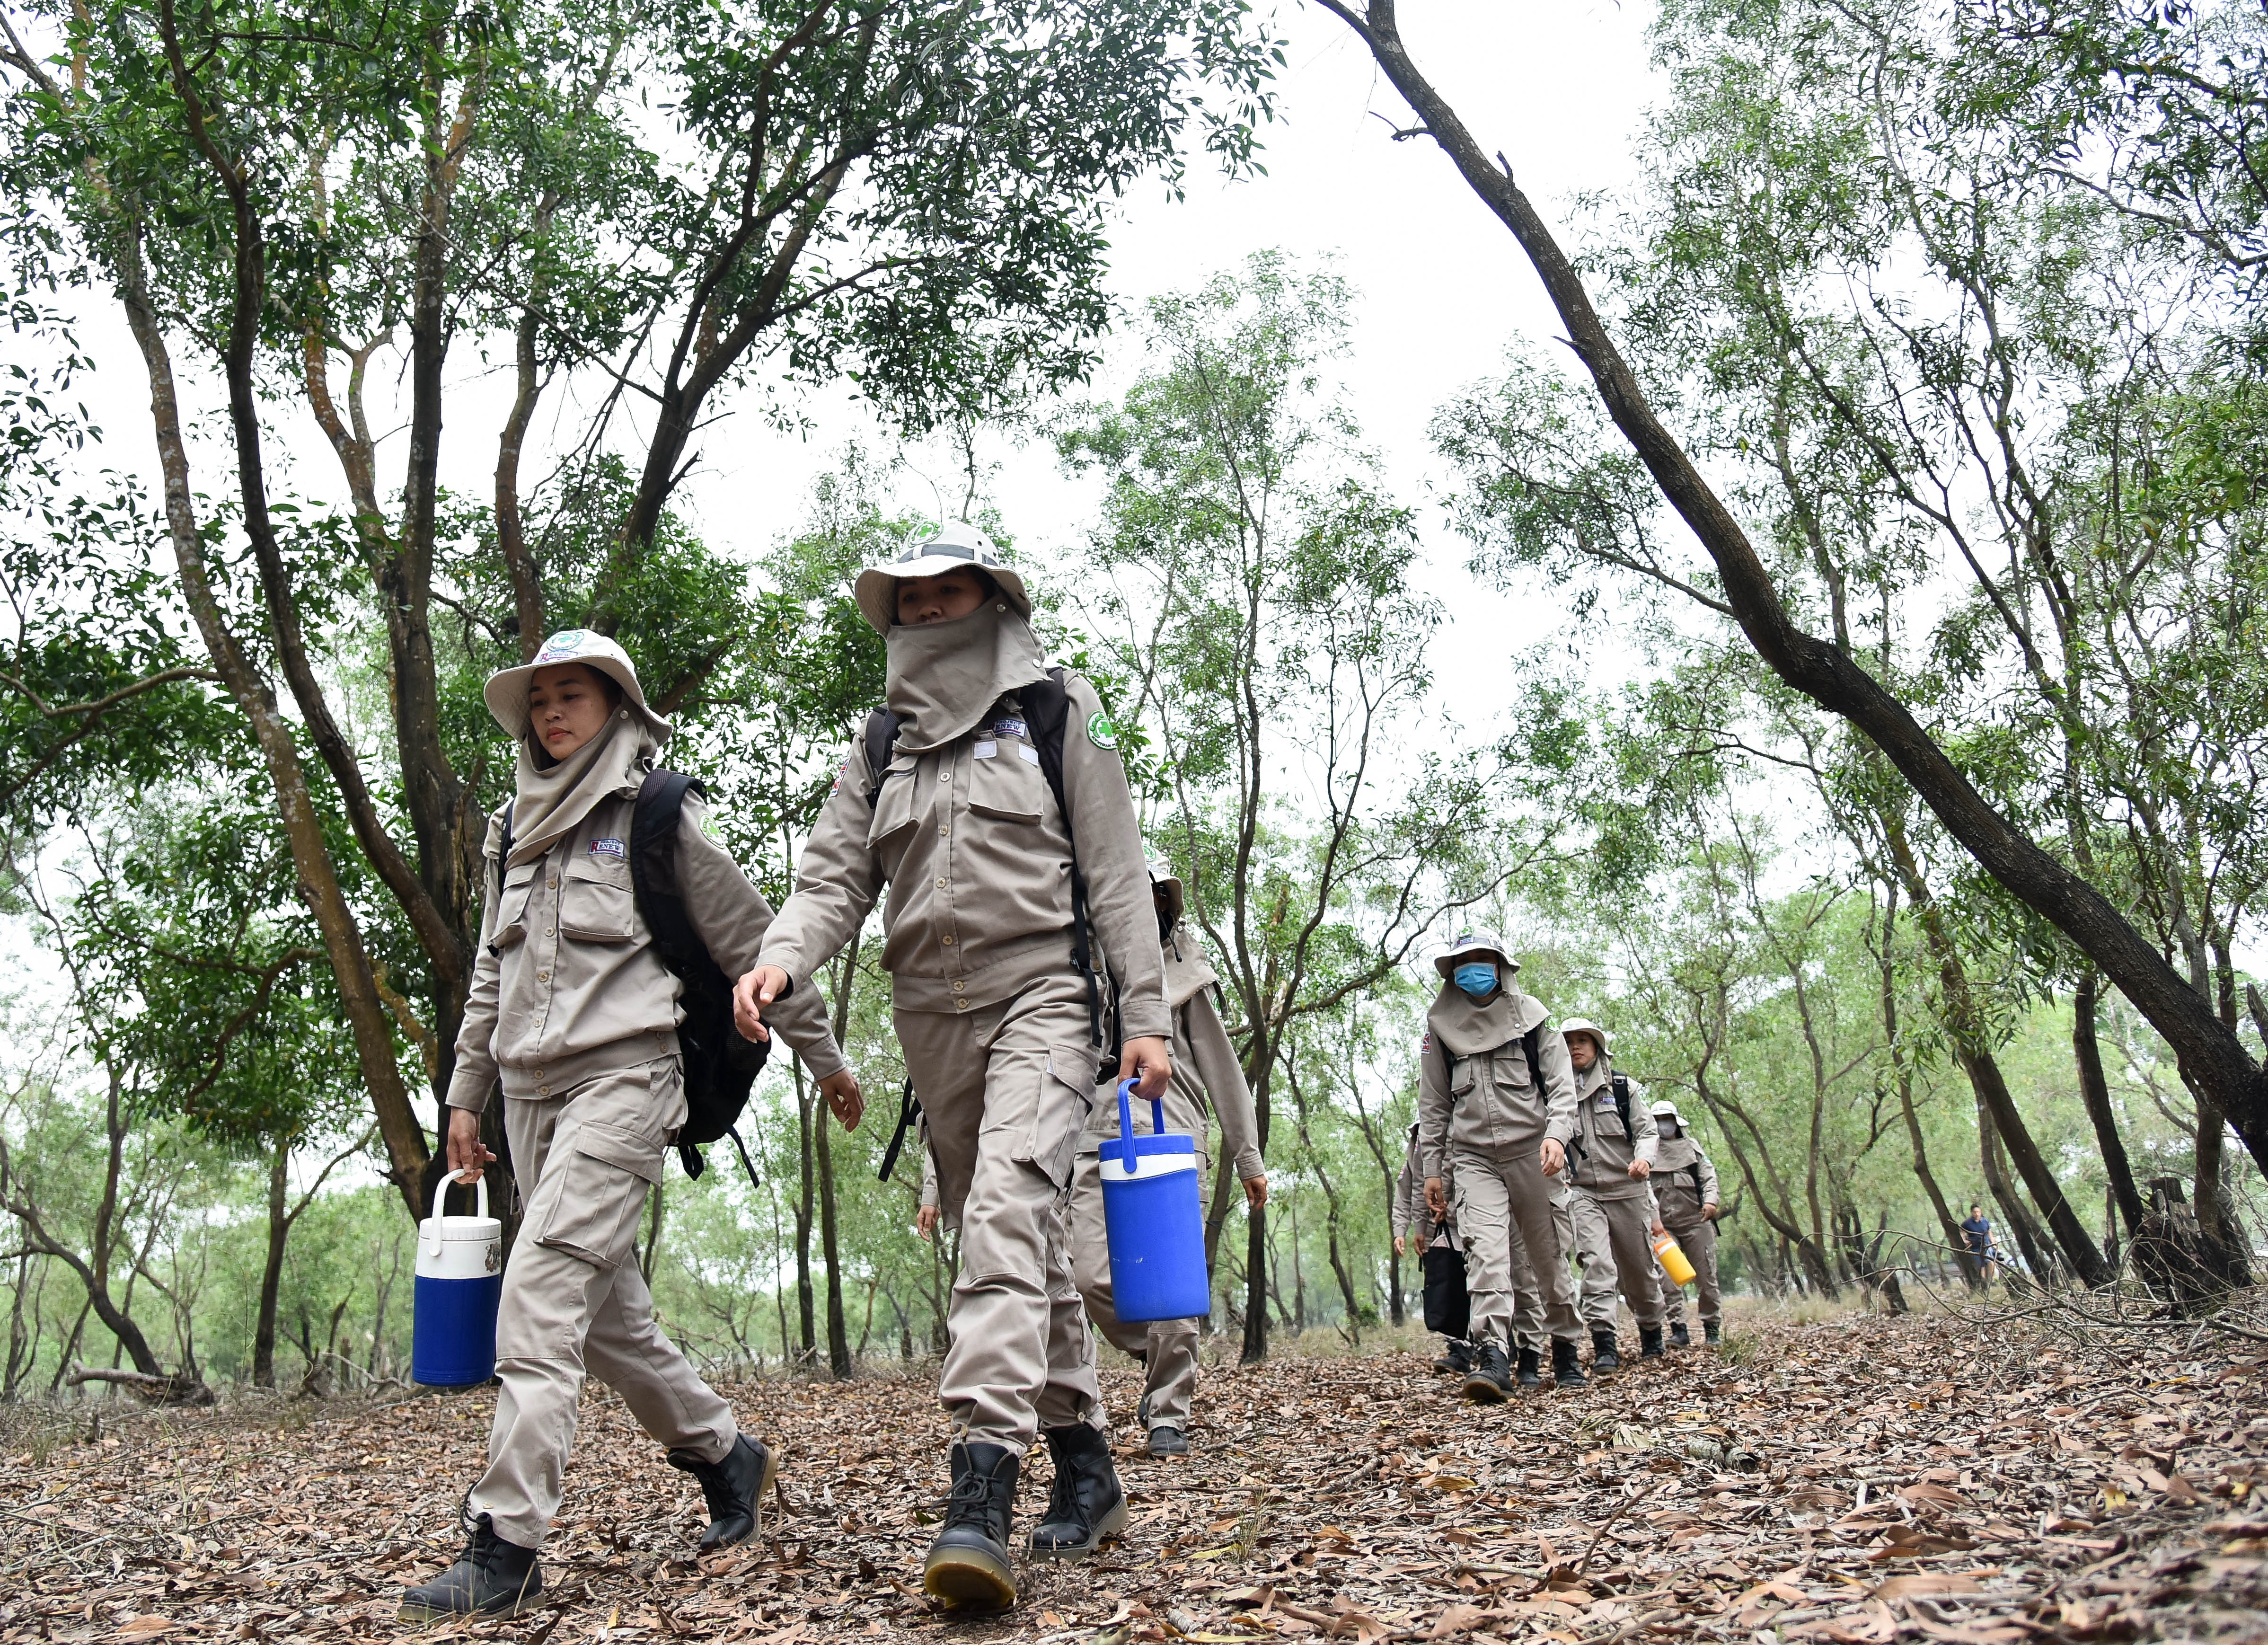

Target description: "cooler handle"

left=426, top=1170, right=490, bottom=1258
left=1114, top=1077, right=1166, bottom=1153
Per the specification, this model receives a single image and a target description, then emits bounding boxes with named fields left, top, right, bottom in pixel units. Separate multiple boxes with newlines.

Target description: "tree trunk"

left=816, top=1100, right=851, bottom=1379
left=1317, top=0, right=2268, bottom=1173
left=253, top=1138, right=291, bottom=1389
left=794, top=1071, right=817, bottom=1365
left=1977, top=1097, right=2055, bottom=1282
left=2074, top=971, right=2146, bottom=1238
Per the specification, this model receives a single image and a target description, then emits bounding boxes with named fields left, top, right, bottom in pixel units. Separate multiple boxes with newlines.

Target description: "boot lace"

left=943, top=1463, right=1005, bottom=1530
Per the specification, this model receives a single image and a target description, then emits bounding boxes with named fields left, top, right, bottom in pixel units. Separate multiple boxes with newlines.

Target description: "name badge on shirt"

left=990, top=716, right=1028, bottom=739
left=589, top=837, right=628, bottom=863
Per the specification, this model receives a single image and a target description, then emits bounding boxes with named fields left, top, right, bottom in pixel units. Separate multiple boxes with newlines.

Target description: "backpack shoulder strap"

left=630, top=770, right=707, bottom=972
left=496, top=799, right=518, bottom=883
left=861, top=709, right=900, bottom=810
left=1611, top=1072, right=1632, bottom=1133
left=1520, top=1024, right=1543, bottom=1088
left=1020, top=667, right=1075, bottom=824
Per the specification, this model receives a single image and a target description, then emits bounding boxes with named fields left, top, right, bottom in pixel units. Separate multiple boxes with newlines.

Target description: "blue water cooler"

left=1096, top=1078, right=1210, bottom=1322
left=413, top=1173, right=503, bottom=1387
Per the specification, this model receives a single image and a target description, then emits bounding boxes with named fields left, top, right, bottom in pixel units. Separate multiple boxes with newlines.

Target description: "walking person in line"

left=1647, top=1098, right=1722, bottom=1346
left=1417, top=930, right=1588, bottom=1400
left=1558, top=1020, right=1667, bottom=1368
left=736, top=525, right=1169, bottom=1611
left=1394, top=1122, right=1470, bottom=1377
left=401, top=631, right=859, bottom=1623
left=1067, top=862, right=1265, bottom=1456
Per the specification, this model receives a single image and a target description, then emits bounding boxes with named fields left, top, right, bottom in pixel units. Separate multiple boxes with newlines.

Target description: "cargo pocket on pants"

left=534, top=1120, right=663, bottom=1268
left=1020, top=1045, right=1098, bottom=1191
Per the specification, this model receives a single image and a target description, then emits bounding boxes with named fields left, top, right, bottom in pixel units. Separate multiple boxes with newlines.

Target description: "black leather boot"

left=1147, top=1424, right=1190, bottom=1457
left=923, top=1442, right=1020, bottom=1610
left=667, top=1433, right=777, bottom=1552
left=1432, top=1339, right=1472, bottom=1375
left=1028, top=1423, right=1127, bottom=1560
left=1460, top=1339, right=1513, bottom=1404
left=1551, top=1337, right=1588, bottom=1389
left=1669, top=1321, right=1692, bottom=1349
left=1514, top=1345, right=1542, bottom=1389
left=398, top=1514, right=543, bottom=1623
left=1590, top=1328, right=1621, bottom=1373
left=1640, top=1326, right=1666, bottom=1359
left=1704, top=1320, right=1722, bottom=1346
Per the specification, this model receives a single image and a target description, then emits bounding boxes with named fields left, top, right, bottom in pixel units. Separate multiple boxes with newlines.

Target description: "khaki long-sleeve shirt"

left=446, top=791, right=847, bottom=1110
left=1565, top=1057, right=1659, bottom=1201
left=1391, top=1124, right=1452, bottom=1249
left=1415, top=982, right=1578, bottom=1180
left=1077, top=925, right=1263, bottom=1182
left=758, top=673, right=1168, bottom=1039
left=1652, top=1129, right=1721, bottom=1222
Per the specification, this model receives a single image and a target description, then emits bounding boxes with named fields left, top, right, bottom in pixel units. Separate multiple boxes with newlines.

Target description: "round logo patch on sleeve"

left=1085, top=710, right=1120, bottom=751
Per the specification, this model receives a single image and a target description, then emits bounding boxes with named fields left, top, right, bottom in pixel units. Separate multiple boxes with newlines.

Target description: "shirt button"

left=942, top=934, right=955, bottom=945
left=545, top=926, right=555, bottom=936
left=547, top=877, right=557, bottom=888
left=935, top=877, right=947, bottom=888
left=952, top=981, right=964, bottom=993
left=537, top=971, right=550, bottom=982
left=939, top=771, right=951, bottom=783
left=939, top=825, right=949, bottom=836
left=955, top=999, right=969, bottom=1011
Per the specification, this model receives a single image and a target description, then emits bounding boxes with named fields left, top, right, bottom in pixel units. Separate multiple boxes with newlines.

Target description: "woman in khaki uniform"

left=401, top=631, right=857, bottom=1623
left=736, top=525, right=1170, bottom=1611
left=1068, top=863, right=1265, bottom=1457
left=1416, top=929, right=1587, bottom=1400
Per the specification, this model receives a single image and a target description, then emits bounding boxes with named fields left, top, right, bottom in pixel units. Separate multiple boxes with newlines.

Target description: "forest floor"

left=7, top=1298, right=2268, bottom=1645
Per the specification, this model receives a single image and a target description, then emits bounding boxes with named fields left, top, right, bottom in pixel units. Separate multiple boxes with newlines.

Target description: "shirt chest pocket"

left=1593, top=1098, right=1628, bottom=1141
left=1487, top=1045, right=1535, bottom=1093
left=491, top=863, right=539, bottom=951
left=867, top=757, right=922, bottom=850
left=967, top=741, right=1045, bottom=823
left=559, top=857, right=636, bottom=943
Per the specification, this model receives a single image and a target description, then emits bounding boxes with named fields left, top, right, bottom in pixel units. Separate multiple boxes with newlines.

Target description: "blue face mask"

left=1453, top=962, right=1499, bottom=999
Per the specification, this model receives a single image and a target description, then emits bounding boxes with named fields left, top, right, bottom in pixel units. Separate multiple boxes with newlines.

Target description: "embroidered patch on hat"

left=589, top=837, right=627, bottom=863
left=538, top=629, right=589, bottom=661
left=1086, top=710, right=1119, bottom=751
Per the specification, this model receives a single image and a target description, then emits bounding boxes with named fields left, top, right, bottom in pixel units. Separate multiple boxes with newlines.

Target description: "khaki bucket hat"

left=482, top=628, right=672, bottom=743
left=851, top=522, right=1032, bottom=634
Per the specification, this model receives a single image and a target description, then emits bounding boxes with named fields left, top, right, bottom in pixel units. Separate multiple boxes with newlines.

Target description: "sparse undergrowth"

left=5, top=1302, right=2265, bottom=1643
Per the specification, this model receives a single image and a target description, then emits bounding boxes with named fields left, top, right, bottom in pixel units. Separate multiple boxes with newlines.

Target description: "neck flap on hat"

left=883, top=601, right=1049, bottom=754
left=506, top=712, right=657, bottom=868
left=1427, top=981, right=1548, bottom=1057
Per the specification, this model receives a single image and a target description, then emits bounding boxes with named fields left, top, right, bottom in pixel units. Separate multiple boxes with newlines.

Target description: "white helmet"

left=483, top=628, right=671, bottom=744
left=852, top=521, right=1033, bottom=633
left=1560, top=1017, right=1610, bottom=1058
left=1434, top=928, right=1517, bottom=979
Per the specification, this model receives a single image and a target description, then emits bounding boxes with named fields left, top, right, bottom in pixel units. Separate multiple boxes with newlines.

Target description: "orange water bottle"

left=1653, top=1229, right=1698, bottom=1287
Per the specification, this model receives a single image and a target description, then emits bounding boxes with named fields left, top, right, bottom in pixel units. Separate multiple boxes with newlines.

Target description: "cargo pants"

left=1068, top=1093, right=1206, bottom=1434
left=1449, top=1142, right=1583, bottom=1349
left=894, top=971, right=1105, bottom=1453
left=1561, top=1188, right=1667, bottom=1332
left=1656, top=1213, right=1722, bottom=1329
left=470, top=1057, right=736, bottom=1548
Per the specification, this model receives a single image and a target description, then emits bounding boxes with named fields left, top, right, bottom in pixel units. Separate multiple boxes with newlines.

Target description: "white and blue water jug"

left=413, top=1173, right=503, bottom=1387
left=1096, top=1078, right=1210, bottom=1322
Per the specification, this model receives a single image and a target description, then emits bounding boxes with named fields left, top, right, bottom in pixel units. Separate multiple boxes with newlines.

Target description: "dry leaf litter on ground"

left=8, top=1308, right=2266, bottom=1643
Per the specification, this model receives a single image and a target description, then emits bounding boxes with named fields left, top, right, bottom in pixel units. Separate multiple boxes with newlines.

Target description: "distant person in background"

left=1960, top=1203, right=1996, bottom=1282
left=1647, top=1098, right=1721, bottom=1347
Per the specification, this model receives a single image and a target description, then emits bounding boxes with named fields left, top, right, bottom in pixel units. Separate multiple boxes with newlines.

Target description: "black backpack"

left=860, top=668, right=1118, bottom=1181
left=497, top=772, right=768, bottom=1185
